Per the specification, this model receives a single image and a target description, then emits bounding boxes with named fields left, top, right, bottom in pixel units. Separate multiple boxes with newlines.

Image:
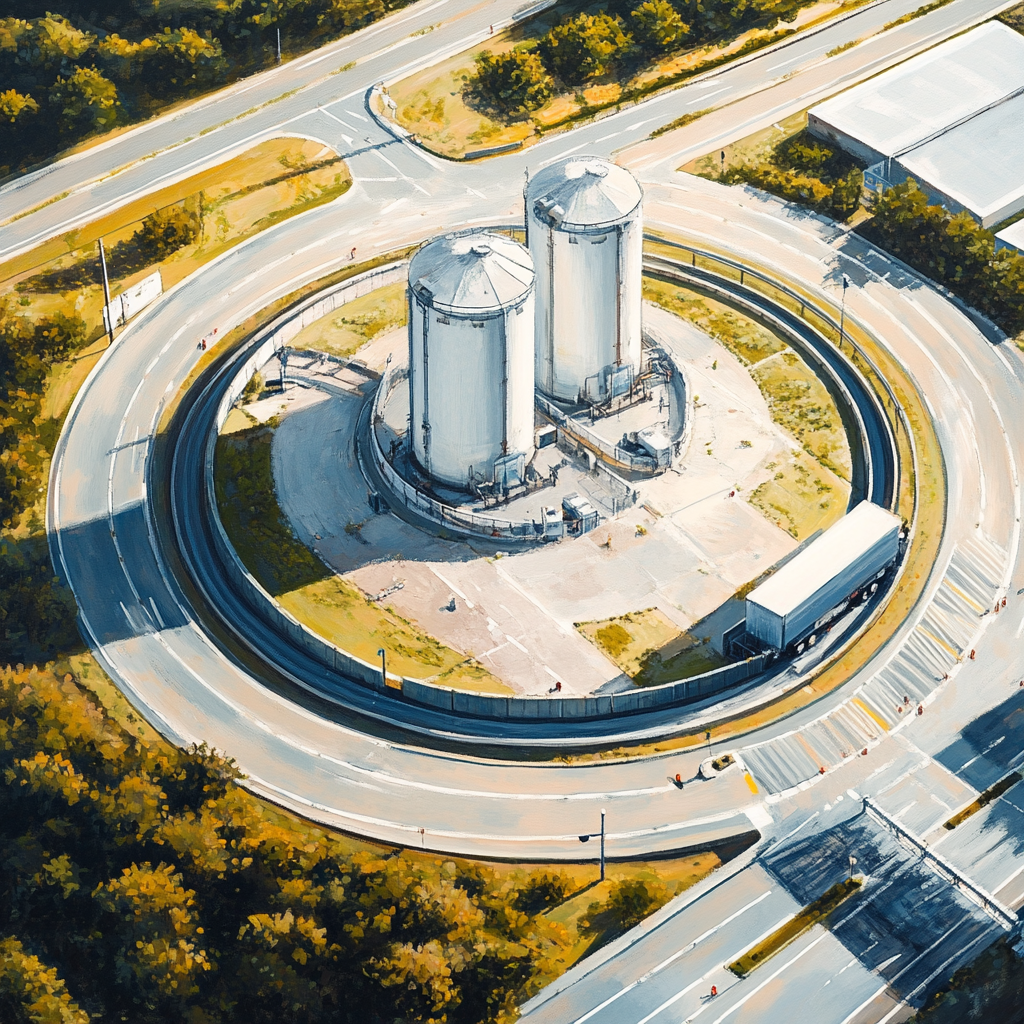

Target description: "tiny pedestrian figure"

left=711, top=985, right=718, bottom=998
left=350, top=246, right=357, bottom=260
left=555, top=681, right=561, bottom=692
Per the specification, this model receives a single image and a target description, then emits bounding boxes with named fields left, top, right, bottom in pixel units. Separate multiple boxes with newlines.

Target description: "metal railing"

left=369, top=365, right=564, bottom=543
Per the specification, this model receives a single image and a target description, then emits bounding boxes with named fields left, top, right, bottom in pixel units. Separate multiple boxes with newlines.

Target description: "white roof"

left=747, top=502, right=901, bottom=617
left=409, top=232, right=534, bottom=314
left=897, top=90, right=1024, bottom=224
left=527, top=156, right=642, bottom=229
left=996, top=219, right=1024, bottom=252
left=810, top=22, right=1024, bottom=158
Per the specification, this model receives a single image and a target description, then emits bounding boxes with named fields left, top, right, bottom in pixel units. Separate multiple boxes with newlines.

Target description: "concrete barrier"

left=464, top=140, right=524, bottom=160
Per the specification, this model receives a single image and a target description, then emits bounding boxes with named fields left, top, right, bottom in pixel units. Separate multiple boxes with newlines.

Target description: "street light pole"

left=98, top=238, right=115, bottom=346
left=377, top=647, right=386, bottom=689
left=600, top=808, right=606, bottom=882
left=277, top=27, right=282, bottom=63
left=838, top=274, right=850, bottom=349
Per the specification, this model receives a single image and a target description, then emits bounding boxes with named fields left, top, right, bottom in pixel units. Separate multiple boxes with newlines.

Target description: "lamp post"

left=276, top=27, right=282, bottom=63
left=848, top=854, right=857, bottom=880
left=98, top=238, right=114, bottom=346
left=579, top=809, right=607, bottom=881
left=378, top=647, right=386, bottom=689
left=838, top=274, right=850, bottom=349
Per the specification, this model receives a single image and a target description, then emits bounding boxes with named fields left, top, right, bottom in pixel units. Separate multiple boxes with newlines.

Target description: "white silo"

left=408, top=231, right=536, bottom=491
left=526, top=156, right=643, bottom=403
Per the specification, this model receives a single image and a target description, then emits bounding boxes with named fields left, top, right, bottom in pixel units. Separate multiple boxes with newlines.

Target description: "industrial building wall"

left=807, top=111, right=887, bottom=167
left=531, top=216, right=643, bottom=402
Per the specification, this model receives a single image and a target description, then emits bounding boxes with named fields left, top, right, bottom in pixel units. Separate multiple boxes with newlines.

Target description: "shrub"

left=539, top=13, right=631, bottom=85
left=606, top=878, right=670, bottom=931
left=470, top=48, right=553, bottom=115
left=631, top=0, right=690, bottom=56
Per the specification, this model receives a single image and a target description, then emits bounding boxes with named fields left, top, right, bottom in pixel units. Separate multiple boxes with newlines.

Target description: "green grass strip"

left=944, top=771, right=1023, bottom=831
left=729, top=878, right=861, bottom=977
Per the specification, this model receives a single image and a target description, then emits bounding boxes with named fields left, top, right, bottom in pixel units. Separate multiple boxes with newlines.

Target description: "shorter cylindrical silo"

left=407, top=231, right=536, bottom=490
left=526, top=156, right=643, bottom=403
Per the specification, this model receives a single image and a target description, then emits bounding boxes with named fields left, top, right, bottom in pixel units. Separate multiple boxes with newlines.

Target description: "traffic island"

left=728, top=876, right=862, bottom=978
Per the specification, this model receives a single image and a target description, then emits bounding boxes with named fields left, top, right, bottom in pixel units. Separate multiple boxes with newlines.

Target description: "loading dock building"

left=808, top=22, right=1024, bottom=228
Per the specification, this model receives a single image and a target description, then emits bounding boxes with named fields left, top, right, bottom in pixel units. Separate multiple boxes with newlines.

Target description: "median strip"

left=944, top=770, right=1023, bottom=830
left=728, top=877, right=861, bottom=977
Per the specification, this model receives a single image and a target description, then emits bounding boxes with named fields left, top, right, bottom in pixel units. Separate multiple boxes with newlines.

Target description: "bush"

left=631, top=0, right=690, bottom=56
left=539, top=13, right=631, bottom=85
left=47, top=65, right=120, bottom=138
left=866, top=179, right=1024, bottom=334
left=470, top=48, right=553, bottom=115
left=606, top=878, right=670, bottom=931
left=513, top=871, right=573, bottom=914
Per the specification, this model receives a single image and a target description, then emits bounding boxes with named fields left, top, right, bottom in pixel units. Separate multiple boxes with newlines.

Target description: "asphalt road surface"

left=18, top=0, right=1024, bottom=1018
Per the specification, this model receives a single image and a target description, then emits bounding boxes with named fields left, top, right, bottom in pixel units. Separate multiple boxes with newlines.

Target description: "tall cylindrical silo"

left=407, top=231, right=536, bottom=491
left=526, top=156, right=643, bottom=403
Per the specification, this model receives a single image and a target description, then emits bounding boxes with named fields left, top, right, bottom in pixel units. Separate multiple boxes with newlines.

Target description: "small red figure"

left=970, top=649, right=976, bottom=660
left=862, top=748, right=868, bottom=756
left=819, top=766, right=826, bottom=775
left=555, top=681, right=562, bottom=692
left=1003, top=597, right=1007, bottom=608
left=711, top=986, right=717, bottom=998
left=201, top=337, right=206, bottom=351
left=917, top=705, right=924, bottom=716
left=675, top=773, right=682, bottom=785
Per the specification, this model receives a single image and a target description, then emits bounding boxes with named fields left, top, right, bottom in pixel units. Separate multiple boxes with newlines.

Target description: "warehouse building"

left=996, top=219, right=1024, bottom=253
left=809, top=22, right=1024, bottom=228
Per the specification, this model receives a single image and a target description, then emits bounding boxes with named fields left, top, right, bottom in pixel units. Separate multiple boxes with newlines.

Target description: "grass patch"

left=1000, top=0, right=1024, bottom=33
left=2, top=137, right=350, bottom=287
left=649, top=107, right=712, bottom=138
left=729, top=877, right=861, bottom=977
left=214, top=424, right=330, bottom=596
left=577, top=608, right=730, bottom=685
left=642, top=274, right=852, bottom=539
left=214, top=422, right=509, bottom=691
left=289, top=280, right=407, bottom=358
left=944, top=771, right=1023, bottom=830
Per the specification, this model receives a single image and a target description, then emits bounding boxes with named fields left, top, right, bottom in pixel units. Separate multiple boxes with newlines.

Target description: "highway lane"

left=2, top=0, right=1018, bottom=262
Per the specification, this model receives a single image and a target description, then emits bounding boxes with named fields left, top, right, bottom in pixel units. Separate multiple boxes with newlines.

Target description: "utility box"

left=637, top=426, right=672, bottom=468
left=541, top=506, right=564, bottom=539
left=745, top=501, right=901, bottom=650
left=536, top=424, right=557, bottom=449
left=562, top=492, right=599, bottom=534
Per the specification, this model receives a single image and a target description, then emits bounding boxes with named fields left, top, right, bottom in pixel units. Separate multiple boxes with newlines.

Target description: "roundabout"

left=43, top=101, right=1019, bottom=866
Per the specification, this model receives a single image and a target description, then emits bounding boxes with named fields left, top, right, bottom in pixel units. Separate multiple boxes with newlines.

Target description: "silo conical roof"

left=409, top=232, right=534, bottom=316
left=527, top=156, right=642, bottom=230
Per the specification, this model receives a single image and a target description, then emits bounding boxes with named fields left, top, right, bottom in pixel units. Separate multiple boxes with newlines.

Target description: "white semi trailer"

left=745, top=501, right=902, bottom=650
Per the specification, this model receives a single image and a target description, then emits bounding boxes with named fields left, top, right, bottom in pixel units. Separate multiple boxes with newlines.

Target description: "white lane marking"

left=706, top=930, right=830, bottom=1024
left=836, top=984, right=887, bottom=1024
left=568, top=890, right=774, bottom=1024
left=412, top=182, right=430, bottom=196
left=1016, top=610, right=1024, bottom=639
left=344, top=109, right=368, bottom=121
left=506, top=634, right=528, bottom=654
left=875, top=929, right=994, bottom=1024
left=429, top=567, right=474, bottom=608
left=594, top=131, right=621, bottom=143
left=320, top=107, right=355, bottom=131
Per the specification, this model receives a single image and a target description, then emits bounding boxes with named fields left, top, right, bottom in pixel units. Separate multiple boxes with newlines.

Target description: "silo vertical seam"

left=615, top=223, right=623, bottom=369
left=421, top=300, right=430, bottom=477
left=500, top=309, right=509, bottom=459
left=407, top=288, right=415, bottom=460
left=547, top=221, right=555, bottom=394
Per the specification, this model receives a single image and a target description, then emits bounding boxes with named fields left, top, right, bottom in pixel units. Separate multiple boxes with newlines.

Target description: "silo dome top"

left=409, top=231, right=534, bottom=315
left=527, top=156, right=642, bottom=230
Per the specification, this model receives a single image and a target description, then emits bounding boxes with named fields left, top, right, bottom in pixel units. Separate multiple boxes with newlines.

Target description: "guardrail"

left=864, top=797, right=1017, bottom=930
left=367, top=364, right=563, bottom=543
